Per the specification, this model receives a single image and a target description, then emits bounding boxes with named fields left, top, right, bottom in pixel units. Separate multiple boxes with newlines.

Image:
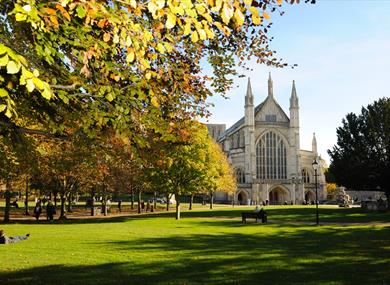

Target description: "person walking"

left=46, top=200, right=55, bottom=221
left=118, top=200, right=122, bottom=213
left=33, top=202, right=42, bottom=221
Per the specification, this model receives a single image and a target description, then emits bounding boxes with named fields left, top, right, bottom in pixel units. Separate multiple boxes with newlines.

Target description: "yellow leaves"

left=164, top=42, right=173, bottom=53
left=129, top=0, right=137, bottom=9
left=44, top=8, right=57, bottom=15
left=166, top=13, right=176, bottom=29
left=156, top=43, right=165, bottom=53
left=0, top=54, right=9, bottom=66
left=0, top=88, right=8, bottom=98
left=244, top=0, right=252, bottom=5
left=221, top=3, right=234, bottom=25
left=56, top=4, right=71, bottom=21
left=6, top=61, right=20, bottom=74
left=97, top=19, right=107, bottom=28
left=277, top=0, right=283, bottom=4
left=191, top=31, right=199, bottom=43
left=184, top=21, right=192, bottom=35
left=26, top=79, right=35, bottom=92
left=15, top=13, right=27, bottom=21
left=145, top=72, right=152, bottom=80
left=263, top=11, right=270, bottom=20
left=250, top=7, right=262, bottom=25
left=234, top=8, right=245, bottom=26
left=148, top=2, right=158, bottom=15
left=103, top=32, right=111, bottom=42
left=50, top=15, right=59, bottom=28
left=126, top=50, right=135, bottom=63
left=197, top=28, right=206, bottom=40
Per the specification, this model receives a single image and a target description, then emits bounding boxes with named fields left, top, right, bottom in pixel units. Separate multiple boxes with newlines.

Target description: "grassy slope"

left=0, top=206, right=389, bottom=285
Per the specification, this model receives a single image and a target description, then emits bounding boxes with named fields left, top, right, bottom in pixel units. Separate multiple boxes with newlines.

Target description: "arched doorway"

left=269, top=187, right=289, bottom=205
left=305, top=190, right=315, bottom=204
left=237, top=190, right=249, bottom=205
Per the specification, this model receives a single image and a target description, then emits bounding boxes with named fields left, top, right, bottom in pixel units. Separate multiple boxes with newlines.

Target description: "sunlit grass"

left=0, top=206, right=389, bottom=284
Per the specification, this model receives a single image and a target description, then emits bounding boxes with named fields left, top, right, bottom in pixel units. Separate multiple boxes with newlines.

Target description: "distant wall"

left=346, top=190, right=386, bottom=202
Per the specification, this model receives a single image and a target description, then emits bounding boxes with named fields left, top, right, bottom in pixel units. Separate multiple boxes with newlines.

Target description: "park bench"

left=241, top=211, right=267, bottom=224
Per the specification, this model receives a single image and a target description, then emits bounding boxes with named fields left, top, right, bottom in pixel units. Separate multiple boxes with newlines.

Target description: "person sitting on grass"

left=0, top=230, right=30, bottom=244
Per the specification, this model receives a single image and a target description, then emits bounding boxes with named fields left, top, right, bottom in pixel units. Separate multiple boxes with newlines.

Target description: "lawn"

left=0, top=206, right=389, bottom=284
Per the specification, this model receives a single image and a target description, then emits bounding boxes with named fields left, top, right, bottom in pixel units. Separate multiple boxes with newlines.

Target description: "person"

left=46, top=200, right=55, bottom=221
left=140, top=200, right=145, bottom=212
left=0, top=230, right=30, bottom=244
left=118, top=200, right=122, bottom=213
left=12, top=200, right=19, bottom=208
left=33, top=202, right=42, bottom=221
left=146, top=201, right=150, bottom=212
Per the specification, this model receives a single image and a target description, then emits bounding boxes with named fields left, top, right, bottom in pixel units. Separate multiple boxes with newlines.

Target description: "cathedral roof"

left=224, top=96, right=289, bottom=136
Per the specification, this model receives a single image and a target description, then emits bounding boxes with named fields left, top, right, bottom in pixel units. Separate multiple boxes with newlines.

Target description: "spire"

left=245, top=77, right=253, bottom=106
left=268, top=72, right=273, bottom=98
left=290, top=80, right=299, bottom=107
left=312, top=132, right=318, bottom=155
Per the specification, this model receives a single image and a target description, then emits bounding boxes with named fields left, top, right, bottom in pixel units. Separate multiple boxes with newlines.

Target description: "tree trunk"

left=137, top=190, right=141, bottom=214
left=103, top=195, right=108, bottom=216
left=59, top=193, right=67, bottom=219
left=4, top=181, right=11, bottom=223
left=54, top=191, right=58, bottom=207
left=67, top=192, right=72, bottom=213
left=210, top=192, right=214, bottom=210
left=166, top=193, right=170, bottom=211
left=386, top=191, right=390, bottom=210
left=175, top=194, right=181, bottom=220
left=91, top=192, right=95, bottom=216
left=25, top=176, right=29, bottom=215
left=153, top=191, right=157, bottom=210
left=189, top=194, right=194, bottom=210
left=130, top=187, right=134, bottom=210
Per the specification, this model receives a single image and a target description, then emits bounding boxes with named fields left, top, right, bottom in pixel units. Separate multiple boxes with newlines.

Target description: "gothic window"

left=302, top=169, right=310, bottom=183
left=236, top=168, right=245, bottom=183
left=256, top=131, right=287, bottom=179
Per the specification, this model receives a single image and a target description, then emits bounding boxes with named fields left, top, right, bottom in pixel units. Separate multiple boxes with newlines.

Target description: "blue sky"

left=202, top=0, right=390, bottom=165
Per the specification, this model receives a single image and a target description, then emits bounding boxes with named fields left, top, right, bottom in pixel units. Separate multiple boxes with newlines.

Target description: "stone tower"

left=289, top=80, right=301, bottom=201
left=244, top=77, right=255, bottom=183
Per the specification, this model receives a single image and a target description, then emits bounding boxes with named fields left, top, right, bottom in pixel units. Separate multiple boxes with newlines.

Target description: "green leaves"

left=76, top=6, right=86, bottom=18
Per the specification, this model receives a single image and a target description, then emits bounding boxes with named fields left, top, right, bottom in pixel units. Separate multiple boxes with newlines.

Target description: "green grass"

left=0, top=206, right=389, bottom=284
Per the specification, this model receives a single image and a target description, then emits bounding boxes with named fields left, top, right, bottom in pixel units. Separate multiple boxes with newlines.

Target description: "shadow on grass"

left=1, top=226, right=389, bottom=284
left=1, top=206, right=389, bottom=225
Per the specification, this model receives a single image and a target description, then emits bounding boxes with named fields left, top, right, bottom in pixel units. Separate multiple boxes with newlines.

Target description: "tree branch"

left=0, top=120, right=68, bottom=139
left=50, top=83, right=79, bottom=90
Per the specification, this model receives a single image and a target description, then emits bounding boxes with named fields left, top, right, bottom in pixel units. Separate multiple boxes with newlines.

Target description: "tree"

left=0, top=0, right=304, bottom=144
left=145, top=121, right=235, bottom=219
left=200, top=137, right=236, bottom=209
left=328, top=97, right=390, bottom=208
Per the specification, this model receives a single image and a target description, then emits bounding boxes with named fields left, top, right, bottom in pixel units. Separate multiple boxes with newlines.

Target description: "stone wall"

left=346, top=190, right=387, bottom=202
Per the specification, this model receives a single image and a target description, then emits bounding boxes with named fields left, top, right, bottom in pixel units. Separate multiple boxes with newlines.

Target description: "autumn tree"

left=0, top=0, right=306, bottom=144
left=200, top=136, right=236, bottom=209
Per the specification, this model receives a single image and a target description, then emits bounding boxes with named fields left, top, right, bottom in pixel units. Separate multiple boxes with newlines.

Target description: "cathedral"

left=207, top=74, right=326, bottom=205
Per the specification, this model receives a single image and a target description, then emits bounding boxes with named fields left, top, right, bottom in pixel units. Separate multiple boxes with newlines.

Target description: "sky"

left=201, top=0, right=390, bottom=165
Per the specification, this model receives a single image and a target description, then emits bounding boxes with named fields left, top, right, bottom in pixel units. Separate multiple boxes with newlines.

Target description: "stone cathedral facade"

left=207, top=74, right=326, bottom=205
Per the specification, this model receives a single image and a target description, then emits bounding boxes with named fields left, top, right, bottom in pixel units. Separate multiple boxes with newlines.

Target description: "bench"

left=241, top=211, right=267, bottom=223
